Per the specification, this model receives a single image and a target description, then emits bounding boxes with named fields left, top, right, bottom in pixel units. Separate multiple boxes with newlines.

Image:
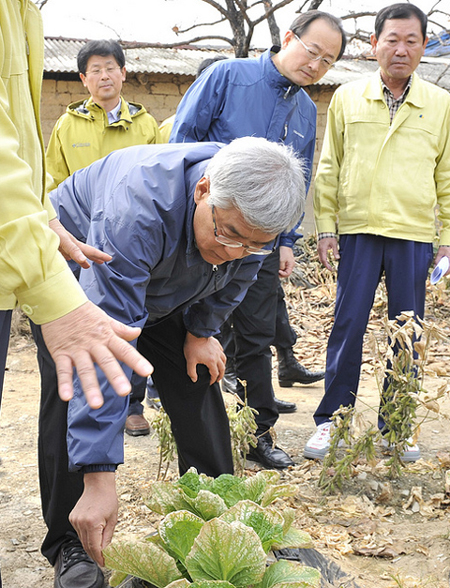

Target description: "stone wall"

left=41, top=72, right=336, bottom=236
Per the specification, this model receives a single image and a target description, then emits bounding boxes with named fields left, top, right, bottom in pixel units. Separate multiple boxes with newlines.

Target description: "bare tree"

left=163, top=0, right=325, bottom=57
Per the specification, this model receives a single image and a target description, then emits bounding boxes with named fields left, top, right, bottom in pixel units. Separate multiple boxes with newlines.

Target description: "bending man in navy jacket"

left=49, top=137, right=305, bottom=566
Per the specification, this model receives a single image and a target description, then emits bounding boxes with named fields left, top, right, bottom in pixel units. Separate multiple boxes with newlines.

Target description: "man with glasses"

left=46, top=39, right=161, bottom=191
left=171, top=10, right=346, bottom=469
left=305, top=3, right=450, bottom=460
left=48, top=136, right=306, bottom=568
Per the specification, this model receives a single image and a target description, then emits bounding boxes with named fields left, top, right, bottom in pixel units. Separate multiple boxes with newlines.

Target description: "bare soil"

left=1, top=274, right=450, bottom=587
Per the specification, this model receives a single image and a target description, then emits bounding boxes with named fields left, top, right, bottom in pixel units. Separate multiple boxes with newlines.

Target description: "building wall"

left=41, top=73, right=335, bottom=236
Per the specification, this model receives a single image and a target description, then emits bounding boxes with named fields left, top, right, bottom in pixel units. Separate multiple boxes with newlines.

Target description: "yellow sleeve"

left=0, top=78, right=86, bottom=322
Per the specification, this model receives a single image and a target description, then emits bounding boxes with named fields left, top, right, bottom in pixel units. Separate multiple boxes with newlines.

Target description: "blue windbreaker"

left=51, top=142, right=264, bottom=471
left=170, top=47, right=317, bottom=246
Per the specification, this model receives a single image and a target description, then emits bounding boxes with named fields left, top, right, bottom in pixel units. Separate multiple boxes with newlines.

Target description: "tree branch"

left=339, top=11, right=377, bottom=21
left=174, top=16, right=228, bottom=35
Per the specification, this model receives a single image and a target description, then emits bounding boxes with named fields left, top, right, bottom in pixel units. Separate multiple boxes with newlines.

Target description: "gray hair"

left=205, top=137, right=306, bottom=234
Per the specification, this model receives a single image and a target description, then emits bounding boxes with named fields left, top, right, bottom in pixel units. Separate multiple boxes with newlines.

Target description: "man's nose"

left=307, top=59, right=321, bottom=73
left=395, top=42, right=408, bottom=55
left=224, top=245, right=249, bottom=260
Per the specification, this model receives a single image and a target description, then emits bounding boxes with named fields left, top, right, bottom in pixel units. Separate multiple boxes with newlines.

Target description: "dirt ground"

left=1, top=281, right=450, bottom=587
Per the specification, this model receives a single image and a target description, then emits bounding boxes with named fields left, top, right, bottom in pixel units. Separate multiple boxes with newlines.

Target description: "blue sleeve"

left=66, top=226, right=153, bottom=471
left=170, top=67, right=229, bottom=143
left=53, top=166, right=166, bottom=472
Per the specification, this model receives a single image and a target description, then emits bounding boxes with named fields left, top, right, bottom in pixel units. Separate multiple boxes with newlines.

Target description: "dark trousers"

left=0, top=310, right=12, bottom=405
left=314, top=234, right=433, bottom=427
left=31, top=322, right=84, bottom=566
left=274, top=277, right=297, bottom=350
left=0, top=310, right=12, bottom=588
left=32, top=312, right=233, bottom=565
left=127, top=372, right=146, bottom=416
left=137, top=314, right=233, bottom=476
left=232, top=249, right=281, bottom=435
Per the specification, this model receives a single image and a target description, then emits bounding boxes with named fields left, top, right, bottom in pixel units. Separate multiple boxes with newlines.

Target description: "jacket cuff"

left=16, top=267, right=87, bottom=324
left=81, top=464, right=118, bottom=474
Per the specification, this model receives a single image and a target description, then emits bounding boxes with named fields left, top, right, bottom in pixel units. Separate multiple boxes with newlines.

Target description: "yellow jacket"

left=0, top=0, right=85, bottom=321
left=46, top=96, right=161, bottom=189
left=159, top=114, right=175, bottom=143
left=314, top=72, right=450, bottom=245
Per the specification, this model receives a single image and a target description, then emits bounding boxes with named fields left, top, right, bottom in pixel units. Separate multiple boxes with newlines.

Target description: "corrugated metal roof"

left=44, top=37, right=450, bottom=90
left=44, top=37, right=233, bottom=76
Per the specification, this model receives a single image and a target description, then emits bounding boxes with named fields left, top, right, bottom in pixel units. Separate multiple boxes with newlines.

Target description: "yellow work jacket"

left=0, top=0, right=85, bottom=321
left=46, top=96, right=161, bottom=189
left=314, top=72, right=450, bottom=245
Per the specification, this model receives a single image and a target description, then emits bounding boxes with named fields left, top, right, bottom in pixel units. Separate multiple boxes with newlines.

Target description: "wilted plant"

left=318, top=312, right=449, bottom=489
left=151, top=383, right=259, bottom=479
left=105, top=469, right=319, bottom=588
left=376, top=311, right=447, bottom=477
left=226, top=379, right=258, bottom=476
left=151, top=408, right=177, bottom=481
left=318, top=407, right=378, bottom=493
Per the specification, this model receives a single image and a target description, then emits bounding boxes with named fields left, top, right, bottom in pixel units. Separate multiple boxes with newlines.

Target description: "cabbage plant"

left=104, top=469, right=320, bottom=588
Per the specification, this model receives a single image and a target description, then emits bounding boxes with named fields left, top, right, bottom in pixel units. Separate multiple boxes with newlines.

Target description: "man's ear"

left=79, top=72, right=88, bottom=88
left=281, top=30, right=295, bottom=50
left=370, top=33, right=377, bottom=55
left=194, top=177, right=210, bottom=204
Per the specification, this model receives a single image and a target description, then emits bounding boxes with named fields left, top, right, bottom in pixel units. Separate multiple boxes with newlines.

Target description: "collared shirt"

left=381, top=74, right=412, bottom=124
left=107, top=100, right=122, bottom=124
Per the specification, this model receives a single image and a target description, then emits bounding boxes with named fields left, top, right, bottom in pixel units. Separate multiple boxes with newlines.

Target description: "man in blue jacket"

left=170, top=10, right=346, bottom=469
left=45, top=137, right=305, bottom=574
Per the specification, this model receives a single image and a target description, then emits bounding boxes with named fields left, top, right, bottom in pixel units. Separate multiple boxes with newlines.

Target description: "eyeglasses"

left=292, top=33, right=335, bottom=69
left=211, top=205, right=275, bottom=256
left=85, top=66, right=122, bottom=77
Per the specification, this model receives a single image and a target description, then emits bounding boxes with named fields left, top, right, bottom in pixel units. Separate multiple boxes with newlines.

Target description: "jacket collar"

left=262, top=47, right=302, bottom=96
left=70, top=96, right=139, bottom=123
left=363, top=70, right=424, bottom=109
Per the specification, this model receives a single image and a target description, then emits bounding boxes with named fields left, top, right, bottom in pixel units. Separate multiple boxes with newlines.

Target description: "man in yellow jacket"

left=305, top=2, right=450, bottom=461
left=46, top=39, right=161, bottom=191
left=0, top=3, right=151, bottom=587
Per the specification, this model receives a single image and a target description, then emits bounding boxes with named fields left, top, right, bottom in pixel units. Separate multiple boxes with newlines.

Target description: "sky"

left=39, top=0, right=448, bottom=49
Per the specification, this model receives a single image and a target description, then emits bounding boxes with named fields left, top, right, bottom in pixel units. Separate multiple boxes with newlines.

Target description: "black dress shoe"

left=277, top=347, right=325, bottom=387
left=274, top=397, right=297, bottom=413
left=247, top=435, right=294, bottom=469
left=54, top=537, right=104, bottom=588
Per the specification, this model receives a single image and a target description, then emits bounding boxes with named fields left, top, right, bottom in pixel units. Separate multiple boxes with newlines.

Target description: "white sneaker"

left=381, top=437, right=421, bottom=462
left=304, top=422, right=333, bottom=460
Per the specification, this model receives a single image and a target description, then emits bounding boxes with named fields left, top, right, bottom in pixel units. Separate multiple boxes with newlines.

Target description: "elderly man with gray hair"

left=42, top=136, right=305, bottom=576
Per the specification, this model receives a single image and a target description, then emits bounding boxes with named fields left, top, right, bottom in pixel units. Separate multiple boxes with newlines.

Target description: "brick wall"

left=41, top=72, right=336, bottom=236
